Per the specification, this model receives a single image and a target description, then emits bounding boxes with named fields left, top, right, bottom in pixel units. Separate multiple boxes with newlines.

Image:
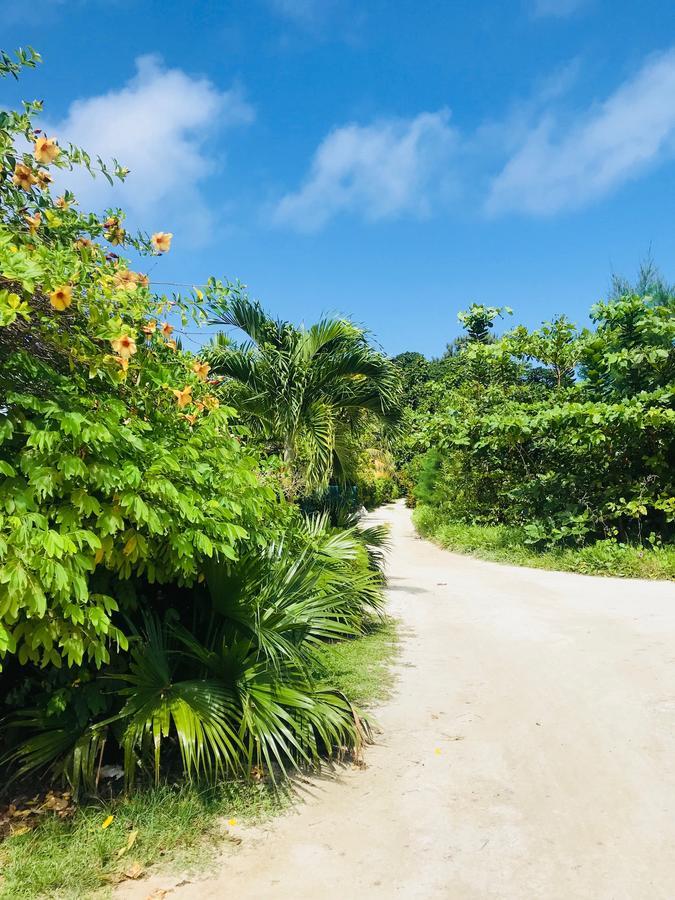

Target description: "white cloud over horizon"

left=273, top=45, right=675, bottom=229
left=272, top=110, right=457, bottom=231
left=486, top=48, right=675, bottom=216
left=49, top=55, right=254, bottom=243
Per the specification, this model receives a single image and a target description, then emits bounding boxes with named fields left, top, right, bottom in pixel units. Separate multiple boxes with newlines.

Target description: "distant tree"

left=457, top=303, right=512, bottom=344
left=508, top=315, right=581, bottom=389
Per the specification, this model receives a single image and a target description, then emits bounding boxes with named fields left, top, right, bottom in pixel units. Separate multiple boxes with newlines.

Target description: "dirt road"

left=127, top=500, right=675, bottom=899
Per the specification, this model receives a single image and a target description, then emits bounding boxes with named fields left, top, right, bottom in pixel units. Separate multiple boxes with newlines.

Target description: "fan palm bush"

left=3, top=511, right=383, bottom=791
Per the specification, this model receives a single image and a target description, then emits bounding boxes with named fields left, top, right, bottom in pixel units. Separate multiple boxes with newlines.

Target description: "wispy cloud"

left=273, top=111, right=457, bottom=231
left=49, top=55, right=254, bottom=243
left=532, top=0, right=590, bottom=19
left=486, top=48, right=675, bottom=215
left=267, top=0, right=328, bottom=27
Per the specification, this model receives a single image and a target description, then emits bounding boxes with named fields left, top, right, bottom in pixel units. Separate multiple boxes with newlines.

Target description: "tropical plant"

left=205, top=297, right=401, bottom=494
left=396, top=287, right=675, bottom=552
left=0, top=48, right=278, bottom=671
left=0, top=46, right=388, bottom=799
left=4, top=520, right=380, bottom=790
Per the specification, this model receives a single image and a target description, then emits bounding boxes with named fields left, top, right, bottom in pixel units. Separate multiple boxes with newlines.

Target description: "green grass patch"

left=310, top=617, right=399, bottom=708
left=0, top=622, right=398, bottom=900
left=0, top=777, right=288, bottom=899
left=414, top=505, right=675, bottom=580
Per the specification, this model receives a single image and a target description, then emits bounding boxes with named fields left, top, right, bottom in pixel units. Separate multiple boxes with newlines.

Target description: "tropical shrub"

left=0, top=47, right=389, bottom=795
left=206, top=297, right=401, bottom=496
left=399, top=295, right=675, bottom=553
left=0, top=50, right=277, bottom=671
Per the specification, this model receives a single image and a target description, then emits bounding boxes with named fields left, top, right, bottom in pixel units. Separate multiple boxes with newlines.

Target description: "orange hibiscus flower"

left=49, top=285, right=72, bottom=311
left=110, top=333, right=137, bottom=358
left=151, top=232, right=173, bottom=253
left=113, top=270, right=139, bottom=292
left=34, top=135, right=60, bottom=164
left=13, top=164, right=36, bottom=190
left=173, top=385, right=193, bottom=408
left=192, top=360, right=210, bottom=381
left=25, top=212, right=41, bottom=235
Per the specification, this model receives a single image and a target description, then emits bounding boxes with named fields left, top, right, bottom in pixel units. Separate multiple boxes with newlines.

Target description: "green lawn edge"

left=413, top=505, right=675, bottom=581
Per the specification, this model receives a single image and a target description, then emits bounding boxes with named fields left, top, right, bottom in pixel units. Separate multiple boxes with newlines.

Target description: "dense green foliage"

left=396, top=283, right=674, bottom=572
left=206, top=297, right=401, bottom=496
left=0, top=47, right=395, bottom=808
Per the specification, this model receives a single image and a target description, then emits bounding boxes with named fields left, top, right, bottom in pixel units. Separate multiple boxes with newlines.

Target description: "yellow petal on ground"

left=434, top=747, right=442, bottom=755
left=101, top=815, right=114, bottom=829
left=227, top=818, right=238, bottom=826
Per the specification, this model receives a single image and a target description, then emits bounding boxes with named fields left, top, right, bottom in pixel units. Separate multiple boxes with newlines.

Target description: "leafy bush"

left=0, top=48, right=389, bottom=796
left=399, top=292, right=675, bottom=558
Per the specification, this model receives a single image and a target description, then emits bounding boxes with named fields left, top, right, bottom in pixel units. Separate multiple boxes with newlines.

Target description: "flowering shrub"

left=0, top=49, right=277, bottom=669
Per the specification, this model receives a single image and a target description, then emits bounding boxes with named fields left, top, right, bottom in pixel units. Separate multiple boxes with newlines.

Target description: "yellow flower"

left=184, top=413, right=198, bottom=426
left=192, top=360, right=210, bottom=381
left=165, top=339, right=178, bottom=351
left=110, top=333, right=137, bottom=359
left=49, top=285, right=72, bottom=311
left=55, top=195, right=70, bottom=209
left=142, top=320, right=157, bottom=335
left=112, top=355, right=129, bottom=371
left=151, top=231, right=173, bottom=253
left=173, top=385, right=193, bottom=408
left=101, top=815, right=114, bottom=830
left=160, top=322, right=174, bottom=338
left=34, top=135, right=60, bottom=164
left=36, top=170, right=53, bottom=188
left=203, top=395, right=220, bottom=411
left=137, top=273, right=149, bottom=289
left=25, top=212, right=41, bottom=235
left=107, top=226, right=126, bottom=246
left=74, top=237, right=94, bottom=251
left=113, top=269, right=139, bottom=292
left=12, top=164, right=36, bottom=190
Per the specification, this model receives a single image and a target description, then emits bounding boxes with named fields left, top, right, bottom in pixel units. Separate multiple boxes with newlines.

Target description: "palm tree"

left=206, top=297, right=401, bottom=493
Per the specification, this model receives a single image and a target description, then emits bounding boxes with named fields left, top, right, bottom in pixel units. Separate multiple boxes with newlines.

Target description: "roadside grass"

left=413, top=505, right=675, bottom=580
left=0, top=619, right=399, bottom=900
left=310, top=617, right=399, bottom=708
left=0, top=780, right=288, bottom=900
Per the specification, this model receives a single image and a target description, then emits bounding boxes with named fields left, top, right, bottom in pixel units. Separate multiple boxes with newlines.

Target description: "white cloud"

left=532, top=0, right=589, bottom=18
left=486, top=48, right=675, bottom=216
left=49, top=56, right=253, bottom=242
left=273, top=110, right=457, bottom=231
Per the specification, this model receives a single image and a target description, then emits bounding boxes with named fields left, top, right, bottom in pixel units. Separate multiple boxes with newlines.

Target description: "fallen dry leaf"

left=117, top=828, right=138, bottom=858
left=123, top=861, right=144, bottom=880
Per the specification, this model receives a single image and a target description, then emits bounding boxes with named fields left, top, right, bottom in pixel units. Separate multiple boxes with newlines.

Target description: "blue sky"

left=4, top=0, right=675, bottom=356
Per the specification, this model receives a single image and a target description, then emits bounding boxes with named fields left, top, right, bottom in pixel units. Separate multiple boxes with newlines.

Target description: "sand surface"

left=121, top=500, right=675, bottom=899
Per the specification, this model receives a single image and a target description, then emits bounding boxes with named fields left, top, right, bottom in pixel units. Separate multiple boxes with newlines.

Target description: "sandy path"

left=124, top=500, right=675, bottom=899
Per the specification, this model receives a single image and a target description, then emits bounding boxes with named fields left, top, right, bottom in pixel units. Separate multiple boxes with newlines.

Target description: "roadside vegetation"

left=394, top=265, right=674, bottom=580
left=0, top=47, right=401, bottom=898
